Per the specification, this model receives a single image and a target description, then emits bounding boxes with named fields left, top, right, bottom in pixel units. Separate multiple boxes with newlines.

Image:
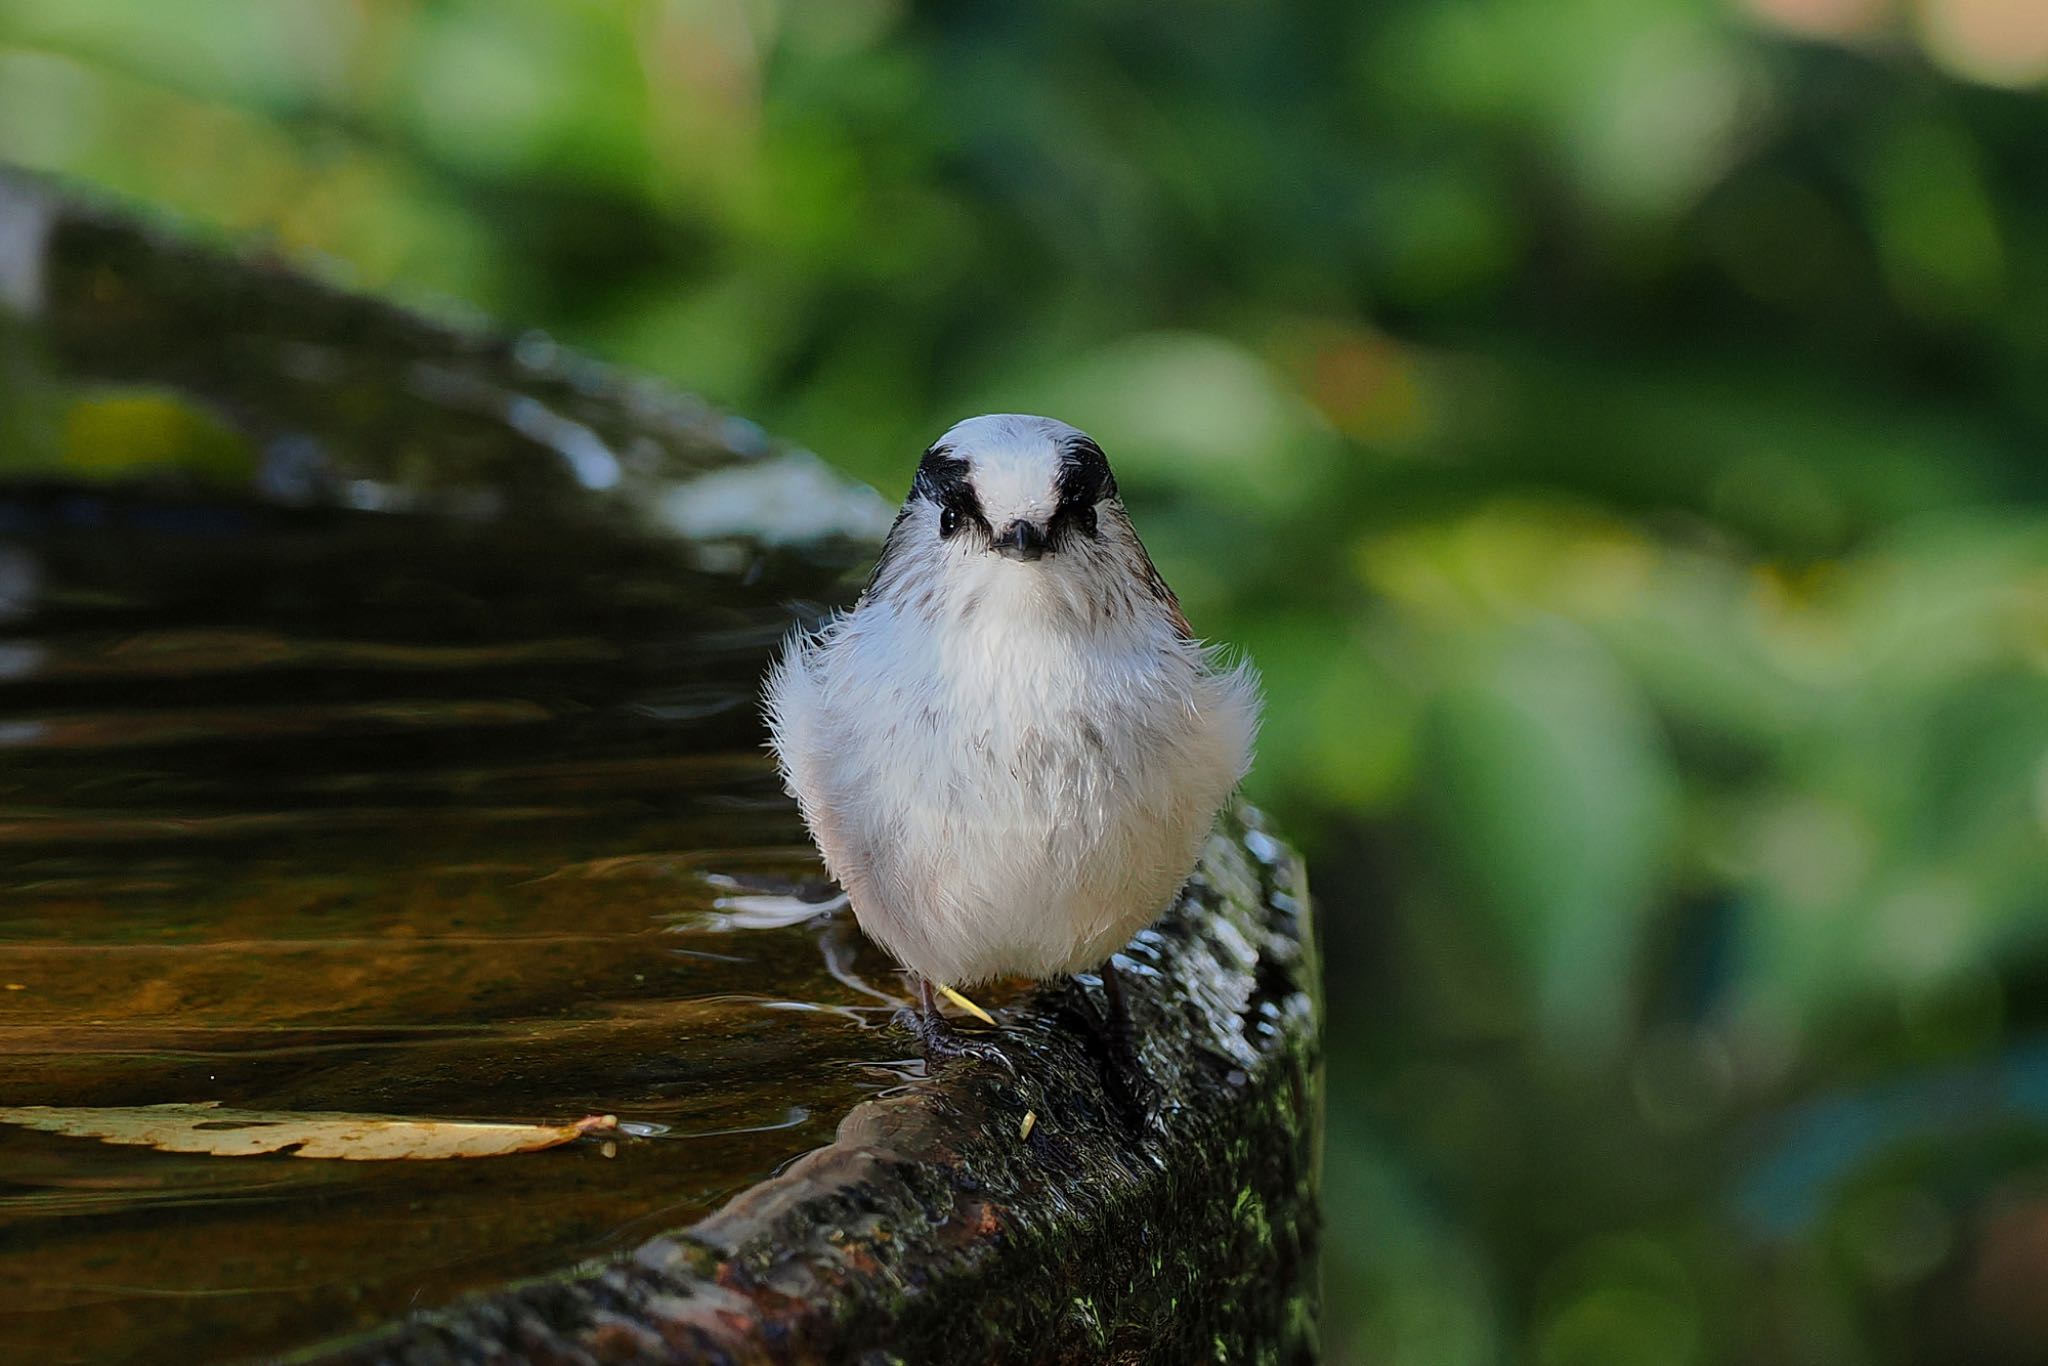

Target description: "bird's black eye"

left=939, top=505, right=962, bottom=539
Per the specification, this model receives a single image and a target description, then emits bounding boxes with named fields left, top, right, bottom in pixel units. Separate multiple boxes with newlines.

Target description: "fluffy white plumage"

left=764, top=414, right=1259, bottom=988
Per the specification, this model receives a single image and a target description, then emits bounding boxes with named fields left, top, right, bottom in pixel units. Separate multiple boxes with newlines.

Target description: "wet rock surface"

left=0, top=171, right=1320, bottom=1364
left=308, top=810, right=1320, bottom=1366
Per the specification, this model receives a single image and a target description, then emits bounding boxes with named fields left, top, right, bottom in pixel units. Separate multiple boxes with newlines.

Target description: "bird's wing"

left=1133, top=537, right=1193, bottom=640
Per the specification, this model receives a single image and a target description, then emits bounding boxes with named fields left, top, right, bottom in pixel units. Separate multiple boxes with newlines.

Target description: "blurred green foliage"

left=5, top=0, right=2048, bottom=1360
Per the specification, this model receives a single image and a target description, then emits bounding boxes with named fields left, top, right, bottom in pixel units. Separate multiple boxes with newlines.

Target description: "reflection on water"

left=0, top=173, right=916, bottom=1365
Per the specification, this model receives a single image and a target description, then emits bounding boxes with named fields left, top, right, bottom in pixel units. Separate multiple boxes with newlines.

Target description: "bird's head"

left=910, top=414, right=1116, bottom=566
left=862, top=413, right=1188, bottom=638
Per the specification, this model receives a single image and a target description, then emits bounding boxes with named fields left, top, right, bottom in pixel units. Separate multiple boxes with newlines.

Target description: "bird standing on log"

left=765, top=414, right=1260, bottom=1059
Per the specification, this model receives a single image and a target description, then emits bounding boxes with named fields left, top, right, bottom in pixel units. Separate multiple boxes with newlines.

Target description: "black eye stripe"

left=912, top=443, right=972, bottom=503
left=940, top=484, right=984, bottom=529
left=1054, top=435, right=1115, bottom=511
left=916, top=433, right=1109, bottom=547
left=915, top=443, right=988, bottom=540
left=1051, top=435, right=1113, bottom=545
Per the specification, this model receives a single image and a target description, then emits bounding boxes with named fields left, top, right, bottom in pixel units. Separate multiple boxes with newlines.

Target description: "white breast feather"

left=765, top=489, right=1258, bottom=986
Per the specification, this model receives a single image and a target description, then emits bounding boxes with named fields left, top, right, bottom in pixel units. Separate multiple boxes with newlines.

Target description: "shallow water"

left=0, top=174, right=940, bottom=1364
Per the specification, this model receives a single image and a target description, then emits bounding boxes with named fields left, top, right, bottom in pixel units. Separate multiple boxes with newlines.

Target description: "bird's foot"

left=1064, top=965, right=1155, bottom=1128
left=894, top=1004, right=1014, bottom=1073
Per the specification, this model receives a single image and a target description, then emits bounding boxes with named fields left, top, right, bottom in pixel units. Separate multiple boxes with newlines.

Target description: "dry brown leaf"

left=0, top=1103, right=618, bottom=1160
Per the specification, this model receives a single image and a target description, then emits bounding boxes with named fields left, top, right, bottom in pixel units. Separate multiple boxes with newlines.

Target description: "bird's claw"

left=894, top=1005, right=1015, bottom=1074
left=1063, top=975, right=1156, bottom=1128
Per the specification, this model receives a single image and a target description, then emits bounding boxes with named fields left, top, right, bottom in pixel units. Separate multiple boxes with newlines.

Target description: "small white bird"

left=764, top=414, right=1260, bottom=1058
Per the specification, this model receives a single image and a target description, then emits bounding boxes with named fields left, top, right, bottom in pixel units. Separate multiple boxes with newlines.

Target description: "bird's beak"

left=992, top=520, right=1048, bottom=562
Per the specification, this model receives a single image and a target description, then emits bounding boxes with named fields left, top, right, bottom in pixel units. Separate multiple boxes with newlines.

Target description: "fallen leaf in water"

left=0, top=1103, right=618, bottom=1160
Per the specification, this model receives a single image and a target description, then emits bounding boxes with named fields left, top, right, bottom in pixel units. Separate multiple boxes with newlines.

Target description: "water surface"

left=0, top=173, right=922, bottom=1364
